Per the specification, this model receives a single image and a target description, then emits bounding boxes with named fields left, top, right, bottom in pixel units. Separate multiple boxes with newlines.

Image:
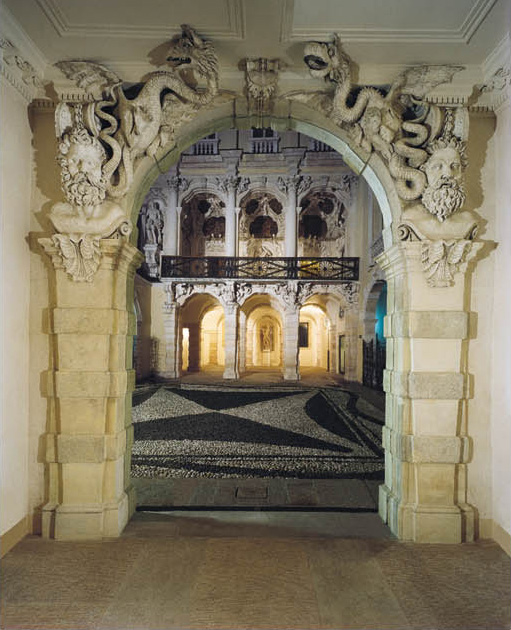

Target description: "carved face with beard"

left=422, top=145, right=466, bottom=222
left=58, top=127, right=107, bottom=217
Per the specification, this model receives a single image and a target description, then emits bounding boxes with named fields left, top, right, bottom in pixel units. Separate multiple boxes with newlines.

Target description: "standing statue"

left=260, top=324, right=274, bottom=351
left=143, top=200, right=164, bottom=247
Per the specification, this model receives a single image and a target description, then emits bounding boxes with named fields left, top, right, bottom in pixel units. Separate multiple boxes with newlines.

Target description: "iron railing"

left=161, top=256, right=359, bottom=281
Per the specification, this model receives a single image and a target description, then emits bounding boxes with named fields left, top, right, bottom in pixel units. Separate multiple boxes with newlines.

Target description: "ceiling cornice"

left=36, top=0, right=245, bottom=40
left=0, top=4, right=48, bottom=75
left=281, top=0, right=498, bottom=45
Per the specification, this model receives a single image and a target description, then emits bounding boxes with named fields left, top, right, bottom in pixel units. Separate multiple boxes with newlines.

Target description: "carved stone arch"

left=40, top=32, right=485, bottom=546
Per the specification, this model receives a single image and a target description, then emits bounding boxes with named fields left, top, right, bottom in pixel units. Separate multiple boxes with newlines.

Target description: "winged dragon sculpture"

left=55, top=25, right=219, bottom=199
left=285, top=35, right=463, bottom=202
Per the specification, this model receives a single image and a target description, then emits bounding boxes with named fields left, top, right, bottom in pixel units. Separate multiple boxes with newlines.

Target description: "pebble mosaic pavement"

left=131, top=385, right=384, bottom=479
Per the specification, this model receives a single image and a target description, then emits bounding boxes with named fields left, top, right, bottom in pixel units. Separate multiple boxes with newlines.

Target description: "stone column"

left=162, top=301, right=180, bottom=379
left=224, top=183, right=237, bottom=258
left=239, top=309, right=247, bottom=374
left=223, top=302, right=239, bottom=379
left=285, top=184, right=298, bottom=258
left=378, top=242, right=482, bottom=543
left=38, top=239, right=143, bottom=540
left=187, top=323, right=200, bottom=372
left=164, top=176, right=188, bottom=255
left=343, top=306, right=360, bottom=382
left=283, top=306, right=300, bottom=380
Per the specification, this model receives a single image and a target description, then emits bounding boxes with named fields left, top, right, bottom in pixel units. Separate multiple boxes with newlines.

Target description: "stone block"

left=408, top=371, right=466, bottom=399
left=416, top=464, right=457, bottom=504
left=59, top=398, right=106, bottom=434
left=57, top=334, right=110, bottom=371
left=57, top=434, right=105, bottom=463
left=61, top=463, right=104, bottom=503
left=55, top=370, right=110, bottom=397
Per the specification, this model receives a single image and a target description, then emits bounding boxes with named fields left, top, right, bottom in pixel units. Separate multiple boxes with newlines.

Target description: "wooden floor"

left=1, top=511, right=510, bottom=630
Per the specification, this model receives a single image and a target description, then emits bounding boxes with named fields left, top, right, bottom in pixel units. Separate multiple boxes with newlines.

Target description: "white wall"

left=490, top=93, right=511, bottom=544
left=0, top=78, right=32, bottom=536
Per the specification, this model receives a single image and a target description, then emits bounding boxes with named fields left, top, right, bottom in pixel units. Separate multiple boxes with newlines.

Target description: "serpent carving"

left=286, top=35, right=463, bottom=202
left=56, top=25, right=219, bottom=199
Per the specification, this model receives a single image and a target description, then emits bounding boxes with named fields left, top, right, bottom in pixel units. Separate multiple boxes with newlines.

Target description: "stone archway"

left=36, top=26, right=485, bottom=544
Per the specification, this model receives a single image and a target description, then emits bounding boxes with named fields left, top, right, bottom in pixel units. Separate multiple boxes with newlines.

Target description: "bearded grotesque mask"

left=421, top=143, right=467, bottom=222
left=58, top=126, right=107, bottom=214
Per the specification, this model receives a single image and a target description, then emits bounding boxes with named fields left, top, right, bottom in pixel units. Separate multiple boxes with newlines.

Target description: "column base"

left=283, top=368, right=300, bottom=381
left=223, top=367, right=239, bottom=380
left=42, top=494, right=130, bottom=540
left=379, top=484, right=475, bottom=543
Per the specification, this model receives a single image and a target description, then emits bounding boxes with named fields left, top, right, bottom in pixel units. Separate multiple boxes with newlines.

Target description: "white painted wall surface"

left=0, top=79, right=32, bottom=535
left=491, top=95, right=511, bottom=541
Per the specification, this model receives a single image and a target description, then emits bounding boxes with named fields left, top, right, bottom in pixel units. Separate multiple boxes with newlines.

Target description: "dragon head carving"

left=166, top=24, right=218, bottom=87
left=303, top=34, right=351, bottom=84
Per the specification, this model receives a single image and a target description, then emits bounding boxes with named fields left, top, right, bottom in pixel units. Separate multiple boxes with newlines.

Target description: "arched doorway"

left=241, top=294, right=284, bottom=375
left=37, top=31, right=481, bottom=544
left=180, top=293, right=223, bottom=374
left=362, top=280, right=387, bottom=390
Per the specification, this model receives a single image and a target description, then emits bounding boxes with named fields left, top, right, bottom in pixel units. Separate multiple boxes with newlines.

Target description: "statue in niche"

left=142, top=200, right=164, bottom=246
left=259, top=194, right=273, bottom=216
left=260, top=324, right=274, bottom=351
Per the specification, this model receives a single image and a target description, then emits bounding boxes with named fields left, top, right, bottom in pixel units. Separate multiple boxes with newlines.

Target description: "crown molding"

left=482, top=33, right=511, bottom=80
left=281, top=0, right=497, bottom=45
left=0, top=4, right=48, bottom=76
left=36, top=0, right=245, bottom=40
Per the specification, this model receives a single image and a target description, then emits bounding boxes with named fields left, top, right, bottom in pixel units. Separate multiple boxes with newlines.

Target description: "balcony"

left=160, top=256, right=359, bottom=282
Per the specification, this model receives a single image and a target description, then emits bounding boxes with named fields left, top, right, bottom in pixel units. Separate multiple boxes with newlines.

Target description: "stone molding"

left=0, top=37, right=45, bottom=102
left=384, top=369, right=469, bottom=400
left=162, top=279, right=359, bottom=311
left=386, top=311, right=471, bottom=339
left=382, top=429, right=471, bottom=464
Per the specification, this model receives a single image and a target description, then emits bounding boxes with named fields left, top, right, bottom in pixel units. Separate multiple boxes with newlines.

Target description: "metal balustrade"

left=160, top=256, right=359, bottom=281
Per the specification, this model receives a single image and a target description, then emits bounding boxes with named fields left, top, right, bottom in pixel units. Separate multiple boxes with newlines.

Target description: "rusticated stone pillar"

left=283, top=307, right=300, bottom=380
left=223, top=302, right=239, bottom=379
left=39, top=239, right=143, bottom=540
left=378, top=241, right=482, bottom=543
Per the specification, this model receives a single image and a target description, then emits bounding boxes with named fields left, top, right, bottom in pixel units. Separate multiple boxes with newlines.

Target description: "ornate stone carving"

left=168, top=175, right=190, bottom=194
left=273, top=281, right=314, bottom=309
left=44, top=234, right=102, bottom=282
left=337, top=282, right=359, bottom=306
left=285, top=34, right=465, bottom=207
left=55, top=25, right=219, bottom=200
left=276, top=175, right=312, bottom=197
left=243, top=58, right=281, bottom=119
left=40, top=111, right=132, bottom=281
left=0, top=38, right=44, bottom=101
left=421, top=240, right=472, bottom=288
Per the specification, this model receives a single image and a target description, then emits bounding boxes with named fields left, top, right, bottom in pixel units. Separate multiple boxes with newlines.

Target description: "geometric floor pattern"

left=132, top=385, right=384, bottom=479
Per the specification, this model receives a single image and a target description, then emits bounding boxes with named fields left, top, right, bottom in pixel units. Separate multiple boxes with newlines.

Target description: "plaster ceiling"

left=2, top=0, right=508, bottom=80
